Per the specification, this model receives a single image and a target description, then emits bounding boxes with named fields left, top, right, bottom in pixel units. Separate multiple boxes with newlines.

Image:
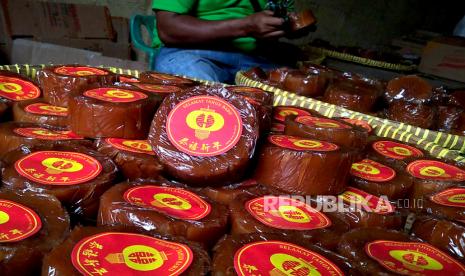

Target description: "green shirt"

left=152, top=0, right=267, bottom=52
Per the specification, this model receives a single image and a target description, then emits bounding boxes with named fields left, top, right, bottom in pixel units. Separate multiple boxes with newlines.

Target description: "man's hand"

left=244, top=10, right=285, bottom=39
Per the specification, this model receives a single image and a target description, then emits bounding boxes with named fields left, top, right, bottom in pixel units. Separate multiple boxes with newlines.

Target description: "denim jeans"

left=153, top=47, right=279, bottom=83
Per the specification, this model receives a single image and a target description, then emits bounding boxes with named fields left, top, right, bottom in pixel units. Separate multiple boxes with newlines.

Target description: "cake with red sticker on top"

left=98, top=181, right=228, bottom=246
left=69, top=86, right=160, bottom=139
left=13, top=100, right=69, bottom=128
left=42, top=226, right=211, bottom=275
left=148, top=85, right=259, bottom=186
left=95, top=138, right=163, bottom=180
left=0, top=190, right=69, bottom=276
left=0, top=70, right=41, bottom=117
left=36, top=65, right=116, bottom=107
left=1, top=143, right=118, bottom=220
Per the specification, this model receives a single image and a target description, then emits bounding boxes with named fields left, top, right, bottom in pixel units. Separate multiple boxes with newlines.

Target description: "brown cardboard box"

left=419, top=37, right=465, bottom=83
left=1, top=0, right=114, bottom=40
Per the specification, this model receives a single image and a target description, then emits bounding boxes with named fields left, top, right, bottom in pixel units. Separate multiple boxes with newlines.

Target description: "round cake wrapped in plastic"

left=69, top=87, right=159, bottom=139
left=1, top=143, right=118, bottom=220
left=0, top=190, right=70, bottom=276
left=37, top=65, right=116, bottom=106
left=254, top=135, right=354, bottom=196
left=148, top=85, right=259, bottom=186
left=13, top=100, right=69, bottom=128
left=0, top=70, right=41, bottom=110
left=98, top=182, right=228, bottom=246
left=366, top=138, right=426, bottom=170
left=139, top=71, right=196, bottom=87
left=42, top=226, right=211, bottom=276
left=95, top=138, right=163, bottom=180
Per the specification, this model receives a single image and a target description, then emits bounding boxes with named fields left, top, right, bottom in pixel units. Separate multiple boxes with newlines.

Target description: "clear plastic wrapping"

left=212, top=233, right=354, bottom=276
left=1, top=143, right=118, bottom=220
left=0, top=122, right=91, bottom=157
left=0, top=190, right=70, bottom=276
left=254, top=135, right=355, bottom=196
left=98, top=181, right=229, bottom=247
left=12, top=99, right=69, bottom=128
left=68, top=86, right=160, bottom=139
left=412, top=215, right=465, bottom=262
left=41, top=226, right=211, bottom=276
left=284, top=113, right=369, bottom=149
left=386, top=101, right=436, bottom=129
left=324, top=81, right=381, bottom=113
left=95, top=138, right=163, bottom=180
left=36, top=65, right=117, bottom=107
left=148, top=85, right=259, bottom=186
left=384, top=75, right=433, bottom=104
left=139, top=71, right=198, bottom=87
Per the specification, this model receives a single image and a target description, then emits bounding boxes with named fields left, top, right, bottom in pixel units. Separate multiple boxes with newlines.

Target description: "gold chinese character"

left=189, top=142, right=198, bottom=151
left=91, top=267, right=108, bottom=275
left=82, top=249, right=98, bottom=258
left=178, top=138, right=189, bottom=146
left=83, top=259, right=99, bottom=267
left=9, top=229, right=23, bottom=235
left=201, top=143, right=210, bottom=152
left=213, top=141, right=222, bottom=150
left=89, top=241, right=103, bottom=250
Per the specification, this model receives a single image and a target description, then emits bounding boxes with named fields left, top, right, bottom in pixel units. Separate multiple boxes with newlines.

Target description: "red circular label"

left=72, top=232, right=193, bottom=276
left=105, top=138, right=155, bottom=155
left=295, top=116, right=351, bottom=129
left=24, top=103, right=68, bottom=116
left=342, top=118, right=372, bottom=133
left=273, top=107, right=311, bottom=122
left=351, top=159, right=396, bottom=182
left=84, top=88, right=148, bottom=103
left=269, top=135, right=339, bottom=152
left=150, top=73, right=192, bottom=84
left=234, top=241, right=344, bottom=276
left=365, top=240, right=465, bottom=275
left=0, top=199, right=42, bottom=242
left=54, top=66, right=108, bottom=76
left=124, top=186, right=211, bottom=220
left=119, top=76, right=139, bottom=83
left=430, top=188, right=465, bottom=208
left=133, top=83, right=182, bottom=94
left=0, top=76, right=41, bottom=101
left=339, top=187, right=395, bottom=214
left=271, top=123, right=285, bottom=133
left=407, top=160, right=465, bottom=181
left=373, top=141, right=423, bottom=160
left=15, top=151, right=102, bottom=185
left=166, top=96, right=243, bottom=157
left=14, top=128, right=84, bottom=140
left=245, top=196, right=331, bottom=230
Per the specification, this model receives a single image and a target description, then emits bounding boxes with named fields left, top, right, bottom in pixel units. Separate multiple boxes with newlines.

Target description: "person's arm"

left=156, top=10, right=285, bottom=46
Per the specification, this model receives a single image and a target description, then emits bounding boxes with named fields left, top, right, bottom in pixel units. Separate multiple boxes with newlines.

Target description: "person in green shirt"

left=152, top=0, right=302, bottom=83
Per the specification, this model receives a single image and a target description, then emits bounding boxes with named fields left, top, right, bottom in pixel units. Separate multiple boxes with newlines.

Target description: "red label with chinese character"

left=273, top=106, right=311, bottom=122
left=245, top=196, right=331, bottom=230
left=133, top=83, right=181, bottom=94
left=407, top=160, right=465, bottom=181
left=166, top=96, right=243, bottom=157
left=0, top=76, right=41, bottom=101
left=365, top=240, right=465, bottom=275
left=14, top=128, right=84, bottom=140
left=71, top=232, right=193, bottom=276
left=296, top=116, right=351, bottom=129
left=269, top=135, right=339, bottom=152
left=24, top=103, right=68, bottom=116
left=119, top=76, right=139, bottom=83
left=373, top=141, right=423, bottom=160
left=84, top=88, right=147, bottom=103
left=234, top=241, right=344, bottom=276
left=351, top=159, right=396, bottom=182
left=0, top=199, right=41, bottom=242
left=105, top=138, right=155, bottom=155
left=270, top=123, right=285, bottom=133
left=54, top=66, right=108, bottom=76
left=342, top=118, right=372, bottom=133
left=124, top=186, right=211, bottom=220
left=339, top=187, right=395, bottom=214
left=15, top=151, right=102, bottom=185
left=430, top=188, right=465, bottom=208
left=150, top=73, right=192, bottom=84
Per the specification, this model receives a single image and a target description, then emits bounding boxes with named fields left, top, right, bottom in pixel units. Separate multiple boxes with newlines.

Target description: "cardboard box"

left=1, top=0, right=114, bottom=40
left=10, top=39, right=146, bottom=71
left=419, top=37, right=465, bottom=83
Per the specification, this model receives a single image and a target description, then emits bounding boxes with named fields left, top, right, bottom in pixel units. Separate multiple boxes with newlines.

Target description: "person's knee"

left=154, top=50, right=222, bottom=82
